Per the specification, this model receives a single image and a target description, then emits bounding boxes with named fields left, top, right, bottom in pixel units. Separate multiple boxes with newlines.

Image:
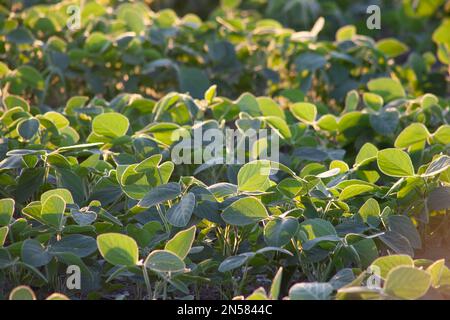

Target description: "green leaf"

left=345, top=90, right=359, bottom=111
left=367, top=78, right=406, bottom=102
left=427, top=187, right=450, bottom=211
left=41, top=188, right=74, bottom=205
left=433, top=125, right=450, bottom=145
left=144, top=250, right=185, bottom=272
left=371, top=254, right=414, bottom=279
left=432, top=19, right=450, bottom=46
left=317, top=114, right=338, bottom=131
left=289, top=282, right=333, bottom=300
left=0, top=248, right=14, bottom=269
left=257, top=97, right=285, bottom=119
left=3, top=95, right=30, bottom=111
left=264, top=217, right=299, bottom=247
left=299, top=218, right=337, bottom=240
left=295, top=53, right=326, bottom=72
left=17, top=118, right=39, bottom=140
left=290, top=102, right=317, bottom=124
left=121, top=9, right=145, bottom=34
left=377, top=148, right=415, bottom=177
left=426, top=259, right=446, bottom=288
left=221, top=0, right=241, bottom=9
left=302, top=235, right=341, bottom=250
left=46, top=293, right=70, bottom=300
left=16, top=262, right=48, bottom=283
left=0, top=226, right=8, bottom=246
left=264, top=116, right=291, bottom=139
left=138, top=183, right=181, bottom=208
left=9, top=286, right=36, bottom=300
left=92, top=112, right=129, bottom=138
left=379, top=231, right=414, bottom=256
left=339, top=184, right=374, bottom=201
left=117, top=164, right=150, bottom=200
left=388, top=215, right=421, bottom=249
left=329, top=269, right=355, bottom=290
left=6, top=27, right=34, bottom=45
left=21, top=239, right=52, bottom=267
left=56, top=252, right=94, bottom=281
left=55, top=167, right=86, bottom=204
left=376, top=38, right=409, bottom=58
left=43, top=112, right=69, bottom=130
left=64, top=96, right=89, bottom=115
left=363, top=93, right=383, bottom=110
left=97, top=233, right=138, bottom=266
left=0, top=198, right=14, bottom=226
left=270, top=267, right=283, bottom=300
left=218, top=253, right=254, bottom=272
left=358, top=198, right=380, bottom=227
left=48, top=235, right=97, bottom=258
left=16, top=66, right=45, bottom=90
left=222, top=197, right=268, bottom=226
left=422, top=155, right=450, bottom=177
left=330, top=160, right=349, bottom=173
left=204, top=85, right=217, bottom=103
left=277, top=178, right=303, bottom=198
left=235, top=93, right=260, bottom=116
left=394, top=123, right=430, bottom=148
left=369, top=109, right=399, bottom=136
left=178, top=66, right=210, bottom=99
left=166, top=193, right=196, bottom=227
left=352, top=238, right=378, bottom=268
left=41, top=195, right=66, bottom=230
left=84, top=32, right=111, bottom=53
left=237, top=160, right=271, bottom=192
left=355, top=143, right=378, bottom=167
left=384, top=266, right=431, bottom=299
left=165, top=226, right=196, bottom=260
left=336, top=25, right=356, bottom=41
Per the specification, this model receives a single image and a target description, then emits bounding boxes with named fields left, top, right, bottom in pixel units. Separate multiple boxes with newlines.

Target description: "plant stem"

left=156, top=204, right=170, bottom=234
left=238, top=262, right=249, bottom=295
left=142, top=265, right=152, bottom=300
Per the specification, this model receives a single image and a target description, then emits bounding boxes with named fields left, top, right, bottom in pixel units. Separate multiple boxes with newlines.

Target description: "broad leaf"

left=289, top=282, right=333, bottom=300
left=166, top=193, right=196, bottom=227
left=377, top=149, right=415, bottom=177
left=97, top=233, right=138, bottom=266
left=165, top=226, right=196, bottom=260
left=222, top=197, right=268, bottom=226
left=138, top=183, right=182, bottom=208
left=384, top=266, right=431, bottom=300
left=144, top=250, right=185, bottom=273
left=0, top=198, right=14, bottom=226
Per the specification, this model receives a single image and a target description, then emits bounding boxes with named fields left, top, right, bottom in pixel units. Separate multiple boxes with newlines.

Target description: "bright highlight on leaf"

left=97, top=233, right=139, bottom=266
left=377, top=148, right=415, bottom=177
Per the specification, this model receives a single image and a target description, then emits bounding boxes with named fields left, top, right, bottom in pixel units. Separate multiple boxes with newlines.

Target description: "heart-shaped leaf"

left=97, top=233, right=138, bottom=266
left=165, top=226, right=196, bottom=260
left=289, top=282, right=333, bottom=300
left=144, top=250, right=185, bottom=273
left=264, top=217, right=299, bottom=247
left=377, top=148, right=415, bottom=177
left=41, top=195, right=66, bottom=230
left=138, top=183, right=181, bottom=208
left=0, top=198, right=14, bottom=226
left=166, top=193, right=196, bottom=227
left=384, top=266, right=431, bottom=299
left=222, top=197, right=268, bottom=226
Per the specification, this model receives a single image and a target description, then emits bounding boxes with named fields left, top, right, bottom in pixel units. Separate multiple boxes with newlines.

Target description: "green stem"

left=142, top=265, right=153, bottom=300
left=238, top=262, right=249, bottom=295
left=156, top=204, right=170, bottom=234
left=163, top=279, right=168, bottom=300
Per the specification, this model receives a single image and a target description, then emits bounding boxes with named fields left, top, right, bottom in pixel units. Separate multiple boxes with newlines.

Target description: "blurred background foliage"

left=0, top=0, right=448, bottom=108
